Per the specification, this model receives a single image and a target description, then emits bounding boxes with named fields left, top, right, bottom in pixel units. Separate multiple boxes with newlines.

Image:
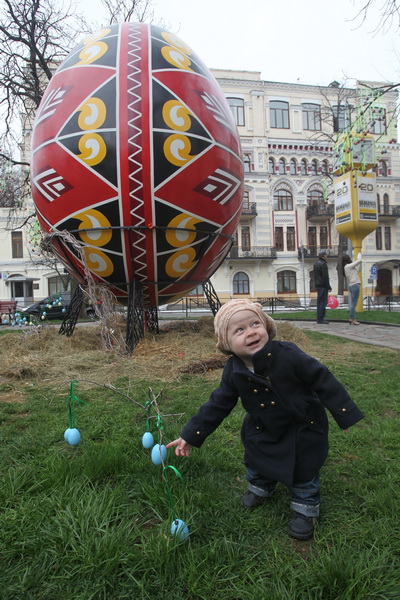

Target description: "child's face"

left=226, top=309, right=269, bottom=364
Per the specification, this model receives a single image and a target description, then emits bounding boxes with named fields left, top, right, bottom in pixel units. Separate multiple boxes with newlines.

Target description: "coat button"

left=310, top=420, right=315, bottom=424
left=253, top=389, right=259, bottom=394
left=260, top=403, right=266, bottom=408
left=256, top=426, right=260, bottom=430
left=267, top=353, right=272, bottom=357
left=264, top=388, right=270, bottom=393
left=270, top=401, right=276, bottom=406
left=196, top=431, right=201, bottom=435
left=341, top=408, right=347, bottom=412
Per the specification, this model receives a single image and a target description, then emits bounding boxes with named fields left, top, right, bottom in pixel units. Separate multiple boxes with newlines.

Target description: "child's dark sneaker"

left=288, top=512, right=316, bottom=540
left=241, top=490, right=268, bottom=509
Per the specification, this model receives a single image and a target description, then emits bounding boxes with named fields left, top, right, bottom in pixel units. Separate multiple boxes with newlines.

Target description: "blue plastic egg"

left=151, top=443, right=167, bottom=465
left=142, top=431, right=155, bottom=449
left=67, top=428, right=81, bottom=446
left=170, top=519, right=190, bottom=542
left=64, top=428, right=72, bottom=441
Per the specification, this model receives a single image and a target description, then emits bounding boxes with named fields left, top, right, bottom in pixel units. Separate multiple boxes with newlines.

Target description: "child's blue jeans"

left=245, top=467, right=320, bottom=517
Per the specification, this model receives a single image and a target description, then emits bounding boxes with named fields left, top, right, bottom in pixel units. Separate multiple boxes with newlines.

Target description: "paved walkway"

left=284, top=319, right=400, bottom=351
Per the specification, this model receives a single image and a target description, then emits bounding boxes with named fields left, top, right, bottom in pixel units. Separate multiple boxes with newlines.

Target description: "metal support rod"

left=59, top=285, right=84, bottom=337
left=202, top=279, right=221, bottom=316
left=125, top=279, right=145, bottom=353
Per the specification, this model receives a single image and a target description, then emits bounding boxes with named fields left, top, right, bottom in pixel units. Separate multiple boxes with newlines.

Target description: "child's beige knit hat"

left=214, top=299, right=277, bottom=354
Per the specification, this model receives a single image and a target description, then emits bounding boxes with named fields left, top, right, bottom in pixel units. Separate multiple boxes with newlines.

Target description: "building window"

left=243, top=190, right=250, bottom=209
left=275, top=227, right=284, bottom=251
left=377, top=193, right=381, bottom=213
left=277, top=270, right=297, bottom=293
left=301, top=159, right=308, bottom=175
left=274, top=189, right=293, bottom=210
left=227, top=97, right=245, bottom=126
left=308, top=227, right=317, bottom=254
left=278, top=158, right=286, bottom=174
left=287, top=227, right=295, bottom=251
left=376, top=226, right=382, bottom=250
left=380, top=161, right=388, bottom=177
left=321, top=160, right=329, bottom=174
left=11, top=231, right=23, bottom=258
left=372, top=108, right=386, bottom=134
left=290, top=158, right=297, bottom=175
left=243, top=154, right=251, bottom=173
left=233, top=271, right=249, bottom=294
left=48, top=276, right=66, bottom=295
left=320, top=226, right=328, bottom=248
left=333, top=104, right=352, bottom=132
left=309, top=270, right=316, bottom=292
left=270, top=101, right=290, bottom=129
left=188, top=285, right=203, bottom=296
left=241, top=226, right=250, bottom=251
left=311, top=159, right=318, bottom=175
left=268, top=157, right=275, bottom=174
left=385, top=226, right=391, bottom=250
left=307, top=189, right=324, bottom=208
left=302, top=103, right=321, bottom=131
left=383, top=193, right=390, bottom=212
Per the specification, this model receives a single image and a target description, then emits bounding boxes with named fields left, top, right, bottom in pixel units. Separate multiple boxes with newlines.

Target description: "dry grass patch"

left=0, top=318, right=311, bottom=392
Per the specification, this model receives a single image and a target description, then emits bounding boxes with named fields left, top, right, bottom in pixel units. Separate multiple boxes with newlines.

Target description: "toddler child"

left=167, top=299, right=364, bottom=539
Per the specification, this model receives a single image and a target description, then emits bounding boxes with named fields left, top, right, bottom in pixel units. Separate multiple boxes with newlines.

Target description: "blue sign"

left=371, top=266, right=378, bottom=275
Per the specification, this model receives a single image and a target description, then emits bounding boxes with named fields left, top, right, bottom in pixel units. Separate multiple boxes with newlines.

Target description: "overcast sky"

left=82, top=0, right=400, bottom=87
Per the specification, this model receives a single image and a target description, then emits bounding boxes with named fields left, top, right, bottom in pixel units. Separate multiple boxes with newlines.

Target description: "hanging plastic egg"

left=66, top=428, right=81, bottom=446
left=170, top=518, right=190, bottom=542
left=151, top=443, right=167, bottom=465
left=142, top=431, right=155, bottom=449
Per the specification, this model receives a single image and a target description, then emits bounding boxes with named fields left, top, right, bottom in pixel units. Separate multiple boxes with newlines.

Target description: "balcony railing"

left=241, top=202, right=257, bottom=217
left=378, top=204, right=400, bottom=219
left=228, top=246, right=277, bottom=259
left=306, top=204, right=335, bottom=220
left=297, top=245, right=342, bottom=259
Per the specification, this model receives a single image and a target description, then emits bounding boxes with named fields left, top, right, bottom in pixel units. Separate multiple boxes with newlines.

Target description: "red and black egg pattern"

left=30, top=23, right=244, bottom=306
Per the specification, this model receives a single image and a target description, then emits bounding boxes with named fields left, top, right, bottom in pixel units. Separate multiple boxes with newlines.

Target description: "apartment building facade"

left=0, top=69, right=399, bottom=309
left=208, top=70, right=400, bottom=304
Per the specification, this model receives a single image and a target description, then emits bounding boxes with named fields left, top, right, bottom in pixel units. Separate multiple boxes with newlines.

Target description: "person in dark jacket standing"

left=167, top=299, right=364, bottom=540
left=313, top=250, right=332, bottom=324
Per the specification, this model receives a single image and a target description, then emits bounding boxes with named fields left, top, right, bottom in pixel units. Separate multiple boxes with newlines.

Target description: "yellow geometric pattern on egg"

left=78, top=98, right=107, bottom=131
left=162, top=100, right=193, bottom=132
left=83, top=247, right=114, bottom=277
left=165, top=213, right=201, bottom=248
left=165, top=247, right=197, bottom=278
left=77, top=41, right=108, bottom=65
left=77, top=133, right=107, bottom=166
left=164, top=134, right=194, bottom=167
left=161, top=32, right=192, bottom=56
left=75, top=209, right=112, bottom=246
left=161, top=46, right=193, bottom=71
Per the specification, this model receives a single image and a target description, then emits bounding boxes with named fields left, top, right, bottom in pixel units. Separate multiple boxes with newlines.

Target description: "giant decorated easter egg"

left=30, top=23, right=244, bottom=306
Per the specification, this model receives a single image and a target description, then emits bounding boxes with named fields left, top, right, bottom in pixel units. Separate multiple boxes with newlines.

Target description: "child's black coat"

left=180, top=339, right=364, bottom=486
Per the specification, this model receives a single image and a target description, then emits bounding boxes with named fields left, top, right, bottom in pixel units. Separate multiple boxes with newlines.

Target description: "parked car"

left=20, top=291, right=98, bottom=321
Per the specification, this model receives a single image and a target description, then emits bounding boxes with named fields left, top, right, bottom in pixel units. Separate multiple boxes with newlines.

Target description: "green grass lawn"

left=0, top=329, right=399, bottom=599
left=269, top=308, right=400, bottom=324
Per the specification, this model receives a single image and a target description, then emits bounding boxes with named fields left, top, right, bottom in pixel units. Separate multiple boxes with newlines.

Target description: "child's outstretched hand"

left=166, top=437, right=192, bottom=457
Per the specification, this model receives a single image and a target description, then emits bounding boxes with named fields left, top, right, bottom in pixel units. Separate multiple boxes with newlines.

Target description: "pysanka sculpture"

left=30, top=23, right=244, bottom=315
